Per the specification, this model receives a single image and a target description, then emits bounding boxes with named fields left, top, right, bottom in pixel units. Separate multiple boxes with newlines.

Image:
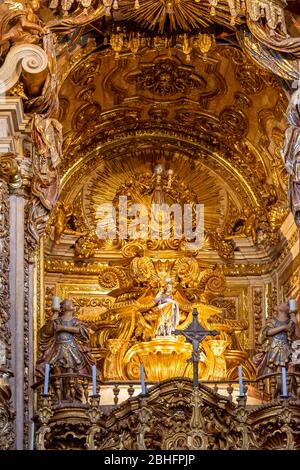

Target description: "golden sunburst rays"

left=169, top=152, right=225, bottom=229
left=117, top=0, right=236, bottom=34
left=84, top=149, right=225, bottom=232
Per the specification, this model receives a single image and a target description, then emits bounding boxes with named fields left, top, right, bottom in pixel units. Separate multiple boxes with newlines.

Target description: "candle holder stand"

left=278, top=398, right=295, bottom=449
left=35, top=394, right=54, bottom=450
left=236, top=395, right=247, bottom=407
left=187, top=387, right=208, bottom=450
left=135, top=396, right=152, bottom=450
left=234, top=398, right=257, bottom=450
left=86, top=394, right=103, bottom=450
left=87, top=394, right=102, bottom=423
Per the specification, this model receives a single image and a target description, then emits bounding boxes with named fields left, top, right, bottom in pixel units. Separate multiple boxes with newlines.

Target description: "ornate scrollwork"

left=219, top=106, right=249, bottom=140
left=205, top=273, right=226, bottom=297
left=0, top=44, right=47, bottom=94
left=210, top=298, right=237, bottom=320
left=129, top=257, right=156, bottom=285
left=71, top=58, right=100, bottom=87
left=235, top=64, right=264, bottom=95
left=171, top=257, right=200, bottom=288
left=74, top=231, right=101, bottom=259
left=122, top=241, right=145, bottom=258
left=98, top=266, right=128, bottom=290
left=253, top=289, right=263, bottom=348
left=0, top=369, right=14, bottom=450
left=0, top=0, right=299, bottom=453
left=72, top=103, right=102, bottom=131
left=0, top=152, right=21, bottom=189
left=0, top=180, right=12, bottom=435
left=187, top=388, right=208, bottom=450
left=129, top=59, right=206, bottom=97
left=32, top=375, right=300, bottom=450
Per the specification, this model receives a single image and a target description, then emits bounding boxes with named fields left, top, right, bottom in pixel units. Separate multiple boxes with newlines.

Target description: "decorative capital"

left=0, top=152, right=22, bottom=189
left=0, top=44, right=48, bottom=95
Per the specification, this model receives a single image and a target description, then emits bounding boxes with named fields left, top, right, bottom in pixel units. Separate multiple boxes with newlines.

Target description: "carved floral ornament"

left=127, top=59, right=206, bottom=96
left=0, top=0, right=291, bottom=88
left=58, top=43, right=286, bottom=206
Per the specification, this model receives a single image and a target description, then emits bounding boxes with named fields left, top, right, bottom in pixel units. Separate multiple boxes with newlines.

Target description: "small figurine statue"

left=291, top=340, right=300, bottom=367
left=0, top=0, right=44, bottom=52
left=154, top=278, right=180, bottom=336
left=225, top=206, right=258, bottom=245
left=281, top=86, right=300, bottom=227
left=52, top=201, right=73, bottom=244
left=29, top=114, right=63, bottom=241
left=254, top=301, right=300, bottom=377
left=36, top=299, right=95, bottom=382
left=151, top=164, right=165, bottom=205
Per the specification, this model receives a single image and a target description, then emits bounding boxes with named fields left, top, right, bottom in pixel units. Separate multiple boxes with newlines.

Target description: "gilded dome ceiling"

left=53, top=41, right=289, bottom=263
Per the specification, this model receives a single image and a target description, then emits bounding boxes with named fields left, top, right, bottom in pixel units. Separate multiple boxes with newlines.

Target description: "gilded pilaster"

left=0, top=173, right=14, bottom=449
left=0, top=98, right=33, bottom=449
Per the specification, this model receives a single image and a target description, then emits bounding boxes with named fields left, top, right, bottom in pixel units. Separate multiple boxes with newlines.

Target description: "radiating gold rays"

left=118, top=0, right=237, bottom=33
left=85, top=149, right=225, bottom=231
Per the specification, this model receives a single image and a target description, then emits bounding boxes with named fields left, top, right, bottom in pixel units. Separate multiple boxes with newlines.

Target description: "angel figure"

left=36, top=299, right=95, bottom=377
left=254, top=301, right=300, bottom=377
left=36, top=298, right=96, bottom=402
left=281, top=86, right=300, bottom=227
left=52, top=201, right=73, bottom=244
left=225, top=206, right=258, bottom=245
left=0, top=0, right=44, bottom=52
left=154, top=279, right=180, bottom=336
left=29, top=113, right=62, bottom=240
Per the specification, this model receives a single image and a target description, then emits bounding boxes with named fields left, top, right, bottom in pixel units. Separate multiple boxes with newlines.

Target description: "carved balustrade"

left=31, top=373, right=300, bottom=450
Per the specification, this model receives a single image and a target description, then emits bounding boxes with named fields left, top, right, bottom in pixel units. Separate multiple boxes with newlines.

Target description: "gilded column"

left=0, top=97, right=31, bottom=449
left=0, top=173, right=14, bottom=449
left=0, top=150, right=22, bottom=448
